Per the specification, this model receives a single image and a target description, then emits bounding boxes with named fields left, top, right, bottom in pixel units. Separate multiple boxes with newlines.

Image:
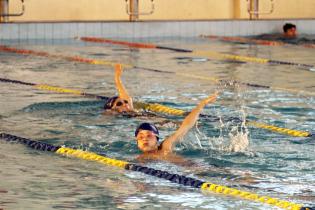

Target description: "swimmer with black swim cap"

left=283, top=23, right=297, bottom=38
left=104, top=64, right=134, bottom=113
left=134, top=92, right=218, bottom=161
left=103, top=64, right=183, bottom=127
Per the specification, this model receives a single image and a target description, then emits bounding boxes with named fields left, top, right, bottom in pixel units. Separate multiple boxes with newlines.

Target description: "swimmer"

left=103, top=64, right=172, bottom=124
left=283, top=23, right=297, bottom=38
left=131, top=93, right=257, bottom=184
left=103, top=64, right=134, bottom=113
left=253, top=23, right=298, bottom=43
left=103, top=64, right=163, bottom=118
left=134, top=92, right=218, bottom=163
left=282, top=23, right=315, bottom=45
left=103, top=64, right=196, bottom=129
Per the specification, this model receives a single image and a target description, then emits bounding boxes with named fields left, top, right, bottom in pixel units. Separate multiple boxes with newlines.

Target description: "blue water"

left=0, top=37, right=315, bottom=209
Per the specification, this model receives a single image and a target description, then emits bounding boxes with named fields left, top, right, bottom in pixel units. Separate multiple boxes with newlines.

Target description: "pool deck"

left=0, top=19, right=315, bottom=40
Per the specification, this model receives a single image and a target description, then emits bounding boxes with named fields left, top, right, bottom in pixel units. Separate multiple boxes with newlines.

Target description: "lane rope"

left=78, top=37, right=315, bottom=72
left=0, top=44, right=133, bottom=69
left=79, top=37, right=193, bottom=53
left=193, top=50, right=315, bottom=71
left=0, top=77, right=108, bottom=100
left=0, top=77, right=312, bottom=138
left=0, top=133, right=313, bottom=210
left=2, top=44, right=315, bottom=96
left=246, top=121, right=312, bottom=137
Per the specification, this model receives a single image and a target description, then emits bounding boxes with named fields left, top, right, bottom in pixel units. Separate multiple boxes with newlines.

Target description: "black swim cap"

left=135, top=123, right=159, bottom=141
left=104, top=96, right=119, bottom=109
left=283, top=23, right=296, bottom=32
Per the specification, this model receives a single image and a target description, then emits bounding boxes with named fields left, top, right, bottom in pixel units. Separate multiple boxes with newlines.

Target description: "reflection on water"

left=0, top=37, right=315, bottom=209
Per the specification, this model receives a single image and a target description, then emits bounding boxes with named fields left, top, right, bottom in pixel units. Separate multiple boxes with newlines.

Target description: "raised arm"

left=160, top=92, right=218, bottom=153
left=114, top=64, right=134, bottom=109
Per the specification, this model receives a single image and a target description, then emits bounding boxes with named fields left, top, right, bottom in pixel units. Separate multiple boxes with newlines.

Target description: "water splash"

left=196, top=82, right=251, bottom=153
left=225, top=126, right=249, bottom=152
left=222, top=104, right=249, bottom=152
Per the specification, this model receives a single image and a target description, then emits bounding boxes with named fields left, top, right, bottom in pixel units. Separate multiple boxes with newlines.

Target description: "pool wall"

left=1, top=19, right=315, bottom=40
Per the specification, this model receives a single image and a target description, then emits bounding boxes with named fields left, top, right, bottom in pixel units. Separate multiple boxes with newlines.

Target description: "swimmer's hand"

left=200, top=91, right=218, bottom=106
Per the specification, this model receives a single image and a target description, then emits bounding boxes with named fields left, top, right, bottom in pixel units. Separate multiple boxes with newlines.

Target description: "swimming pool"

left=0, top=37, right=314, bottom=209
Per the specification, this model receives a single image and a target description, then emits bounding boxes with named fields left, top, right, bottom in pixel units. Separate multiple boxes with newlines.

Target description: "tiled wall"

left=0, top=20, right=315, bottom=40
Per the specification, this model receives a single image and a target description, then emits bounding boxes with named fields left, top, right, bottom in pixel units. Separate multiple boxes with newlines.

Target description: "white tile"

left=253, top=21, right=261, bottom=35
left=269, top=20, right=282, bottom=34
left=77, top=23, right=87, bottom=38
left=1, top=24, right=19, bottom=39
left=132, top=22, right=145, bottom=38
left=246, top=21, right=255, bottom=36
left=182, top=21, right=195, bottom=37
left=251, top=20, right=259, bottom=35
left=154, top=22, right=164, bottom=37
left=43, top=23, right=53, bottom=39
left=18, top=24, right=29, bottom=40
left=297, top=20, right=314, bottom=35
left=215, top=21, right=225, bottom=36
left=27, top=23, right=36, bottom=40
left=144, top=22, right=157, bottom=37
left=69, top=23, right=78, bottom=39
left=230, top=20, right=239, bottom=36
left=33, top=23, right=46, bottom=39
left=129, top=22, right=138, bottom=38
left=110, top=22, right=121, bottom=38
left=100, top=22, right=114, bottom=38
left=222, top=21, right=230, bottom=36
left=167, top=22, right=178, bottom=37
left=141, top=22, right=152, bottom=38
left=305, top=20, right=315, bottom=34
left=177, top=21, right=184, bottom=37
left=84, top=23, right=97, bottom=37
left=156, top=22, right=166, bottom=38
left=238, top=21, right=249, bottom=36
left=194, top=21, right=209, bottom=36
left=102, top=22, right=112, bottom=38
left=115, top=22, right=132, bottom=38
left=52, top=23, right=62, bottom=39
left=86, top=22, right=100, bottom=37
left=208, top=21, right=218, bottom=36
left=169, top=23, right=179, bottom=38
left=205, top=21, right=215, bottom=35
left=146, top=22, right=162, bottom=38
left=178, top=21, right=185, bottom=37
left=256, top=21, right=268, bottom=34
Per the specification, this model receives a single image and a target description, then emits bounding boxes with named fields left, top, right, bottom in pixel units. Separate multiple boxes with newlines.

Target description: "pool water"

left=0, top=37, right=315, bottom=209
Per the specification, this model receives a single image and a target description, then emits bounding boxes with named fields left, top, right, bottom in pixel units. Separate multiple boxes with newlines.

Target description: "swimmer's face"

left=112, top=98, right=131, bottom=113
left=136, top=130, right=158, bottom=152
left=284, top=27, right=297, bottom=38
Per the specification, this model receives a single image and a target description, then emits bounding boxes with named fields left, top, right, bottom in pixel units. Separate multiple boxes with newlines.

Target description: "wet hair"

left=135, top=122, right=159, bottom=141
left=283, top=23, right=296, bottom=33
left=104, top=96, right=119, bottom=110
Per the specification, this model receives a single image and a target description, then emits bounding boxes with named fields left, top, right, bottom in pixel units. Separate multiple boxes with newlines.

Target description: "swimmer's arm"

left=161, top=92, right=218, bottom=152
left=114, top=64, right=134, bottom=109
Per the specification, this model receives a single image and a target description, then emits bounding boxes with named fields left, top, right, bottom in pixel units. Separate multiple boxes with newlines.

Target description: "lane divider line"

left=0, top=133, right=313, bottom=210
left=0, top=77, right=312, bottom=138
left=78, top=37, right=315, bottom=72
left=0, top=77, right=108, bottom=100
left=1, top=44, right=315, bottom=97
left=79, top=37, right=193, bottom=53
